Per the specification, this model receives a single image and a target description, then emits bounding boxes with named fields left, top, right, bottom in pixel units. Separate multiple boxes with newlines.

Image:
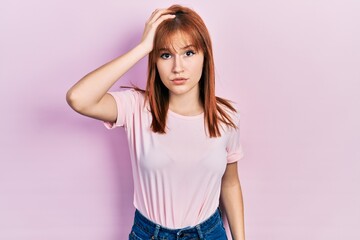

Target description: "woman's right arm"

left=66, top=9, right=175, bottom=123
left=66, top=44, right=149, bottom=123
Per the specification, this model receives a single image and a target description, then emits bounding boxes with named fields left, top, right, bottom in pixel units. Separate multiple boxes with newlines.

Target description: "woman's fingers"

left=153, top=13, right=175, bottom=27
left=140, top=8, right=175, bottom=53
left=147, top=9, right=174, bottom=24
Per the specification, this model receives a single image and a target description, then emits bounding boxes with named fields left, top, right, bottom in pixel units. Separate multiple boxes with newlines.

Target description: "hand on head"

left=141, top=9, right=175, bottom=53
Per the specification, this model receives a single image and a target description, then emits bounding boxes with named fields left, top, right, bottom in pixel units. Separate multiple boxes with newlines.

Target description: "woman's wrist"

left=137, top=41, right=153, bottom=56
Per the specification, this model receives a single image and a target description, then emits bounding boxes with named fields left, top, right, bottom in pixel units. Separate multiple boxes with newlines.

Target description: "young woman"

left=66, top=5, right=245, bottom=240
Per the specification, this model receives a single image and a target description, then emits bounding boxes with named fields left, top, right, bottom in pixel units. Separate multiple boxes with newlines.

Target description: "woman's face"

left=156, top=32, right=204, bottom=98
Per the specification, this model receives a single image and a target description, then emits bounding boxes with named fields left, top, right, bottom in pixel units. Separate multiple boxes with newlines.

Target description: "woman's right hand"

left=140, top=9, right=175, bottom=53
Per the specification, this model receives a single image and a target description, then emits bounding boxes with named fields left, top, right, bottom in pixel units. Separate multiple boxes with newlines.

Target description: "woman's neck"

left=168, top=90, right=203, bottom=116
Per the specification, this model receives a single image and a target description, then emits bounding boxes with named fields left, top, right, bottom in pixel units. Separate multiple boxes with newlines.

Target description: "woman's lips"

left=171, top=78, right=188, bottom=85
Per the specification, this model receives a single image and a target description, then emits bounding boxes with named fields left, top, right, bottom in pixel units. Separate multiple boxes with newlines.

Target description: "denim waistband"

left=133, top=208, right=223, bottom=239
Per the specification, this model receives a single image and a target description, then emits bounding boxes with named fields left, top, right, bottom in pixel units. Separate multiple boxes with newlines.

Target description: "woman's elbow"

left=66, top=89, right=85, bottom=112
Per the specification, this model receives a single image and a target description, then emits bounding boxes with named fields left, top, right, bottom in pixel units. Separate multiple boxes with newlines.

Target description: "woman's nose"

left=172, top=55, right=184, bottom=73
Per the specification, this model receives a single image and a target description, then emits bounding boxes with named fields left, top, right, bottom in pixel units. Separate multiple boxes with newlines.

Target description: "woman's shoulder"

left=111, top=87, right=146, bottom=100
left=121, top=87, right=145, bottom=95
left=108, top=87, right=148, bottom=111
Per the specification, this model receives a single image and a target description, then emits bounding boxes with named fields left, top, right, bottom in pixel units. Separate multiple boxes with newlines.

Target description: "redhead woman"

left=66, top=5, right=245, bottom=240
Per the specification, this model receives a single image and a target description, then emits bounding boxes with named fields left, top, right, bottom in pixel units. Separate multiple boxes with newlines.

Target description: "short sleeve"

left=226, top=112, right=245, bottom=163
left=103, top=89, right=141, bottom=129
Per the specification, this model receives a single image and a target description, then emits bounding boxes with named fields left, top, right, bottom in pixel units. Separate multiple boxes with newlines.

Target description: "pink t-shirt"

left=104, top=89, right=244, bottom=228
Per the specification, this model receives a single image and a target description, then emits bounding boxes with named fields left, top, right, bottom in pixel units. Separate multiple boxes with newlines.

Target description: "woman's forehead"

left=158, top=31, right=196, bottom=52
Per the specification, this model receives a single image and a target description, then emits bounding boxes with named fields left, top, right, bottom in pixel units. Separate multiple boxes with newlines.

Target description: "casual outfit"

left=104, top=89, right=244, bottom=238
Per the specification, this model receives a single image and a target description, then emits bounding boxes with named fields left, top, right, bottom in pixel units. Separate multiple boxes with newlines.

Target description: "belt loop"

left=196, top=225, right=204, bottom=239
left=153, top=224, right=160, bottom=239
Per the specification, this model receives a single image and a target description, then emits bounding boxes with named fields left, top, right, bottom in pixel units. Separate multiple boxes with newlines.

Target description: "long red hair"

left=145, top=5, right=237, bottom=137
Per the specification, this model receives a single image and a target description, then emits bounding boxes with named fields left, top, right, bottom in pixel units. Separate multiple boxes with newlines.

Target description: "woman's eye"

left=185, top=50, right=195, bottom=56
left=160, top=53, right=171, bottom=59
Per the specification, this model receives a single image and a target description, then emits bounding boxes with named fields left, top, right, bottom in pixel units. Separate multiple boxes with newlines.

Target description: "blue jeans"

left=128, top=207, right=228, bottom=240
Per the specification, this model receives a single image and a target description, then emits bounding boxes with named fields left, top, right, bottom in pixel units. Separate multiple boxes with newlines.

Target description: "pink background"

left=1, top=0, right=359, bottom=239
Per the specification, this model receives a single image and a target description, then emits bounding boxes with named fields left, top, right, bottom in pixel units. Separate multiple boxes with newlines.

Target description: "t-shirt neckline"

left=168, top=109, right=204, bottom=120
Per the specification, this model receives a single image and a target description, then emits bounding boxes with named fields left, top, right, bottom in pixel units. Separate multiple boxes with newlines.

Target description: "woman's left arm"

left=220, top=162, right=245, bottom=240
